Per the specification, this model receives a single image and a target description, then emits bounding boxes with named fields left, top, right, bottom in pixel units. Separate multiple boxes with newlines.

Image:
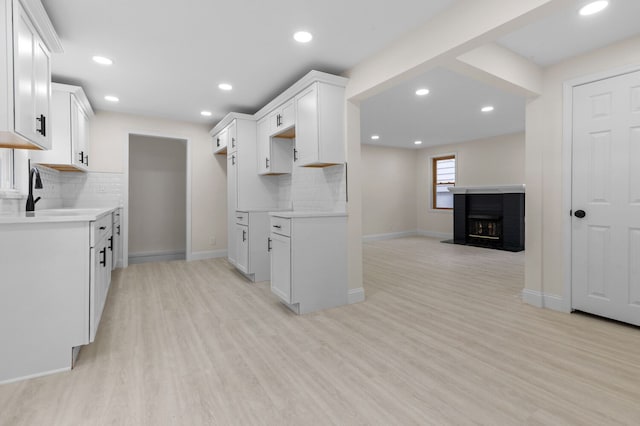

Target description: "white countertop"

left=269, top=211, right=348, bottom=218
left=0, top=207, right=119, bottom=224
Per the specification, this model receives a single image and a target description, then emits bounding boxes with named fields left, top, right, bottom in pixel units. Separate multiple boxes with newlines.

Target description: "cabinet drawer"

left=91, top=214, right=113, bottom=247
left=235, top=211, right=249, bottom=225
left=270, top=216, right=291, bottom=237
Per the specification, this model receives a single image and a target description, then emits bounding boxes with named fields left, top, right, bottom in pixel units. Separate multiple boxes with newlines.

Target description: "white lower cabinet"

left=0, top=209, right=115, bottom=384
left=269, top=232, right=291, bottom=302
left=232, top=210, right=271, bottom=282
left=235, top=223, right=249, bottom=273
left=269, top=213, right=348, bottom=314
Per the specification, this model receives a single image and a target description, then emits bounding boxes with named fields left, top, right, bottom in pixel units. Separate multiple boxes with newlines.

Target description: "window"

left=0, top=149, right=15, bottom=191
left=432, top=155, right=455, bottom=209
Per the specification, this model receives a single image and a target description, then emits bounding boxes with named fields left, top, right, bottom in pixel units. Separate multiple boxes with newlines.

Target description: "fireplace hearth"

left=448, top=185, right=524, bottom=252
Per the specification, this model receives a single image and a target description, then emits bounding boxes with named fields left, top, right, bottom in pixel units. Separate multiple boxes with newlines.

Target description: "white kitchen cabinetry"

left=294, top=82, right=345, bottom=167
left=269, top=213, right=348, bottom=314
left=269, top=99, right=295, bottom=136
left=232, top=210, right=270, bottom=282
left=256, top=116, right=293, bottom=175
left=112, top=208, right=122, bottom=270
left=213, top=115, right=280, bottom=275
left=30, top=83, right=93, bottom=171
left=0, top=0, right=62, bottom=150
left=90, top=213, right=112, bottom=342
left=212, top=127, right=228, bottom=155
left=0, top=207, right=115, bottom=384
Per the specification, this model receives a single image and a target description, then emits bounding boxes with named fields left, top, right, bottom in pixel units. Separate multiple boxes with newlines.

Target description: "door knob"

left=574, top=210, right=586, bottom=218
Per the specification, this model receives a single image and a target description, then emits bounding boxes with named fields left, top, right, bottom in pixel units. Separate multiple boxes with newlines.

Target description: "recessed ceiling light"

left=415, top=88, right=430, bottom=96
left=218, top=83, right=232, bottom=91
left=293, top=31, right=313, bottom=43
left=414, top=140, right=422, bottom=145
left=104, top=95, right=119, bottom=103
left=92, top=55, right=113, bottom=65
left=201, top=110, right=212, bottom=117
left=579, top=1, right=608, bottom=16
left=481, top=106, right=494, bottom=113
left=371, top=135, right=380, bottom=140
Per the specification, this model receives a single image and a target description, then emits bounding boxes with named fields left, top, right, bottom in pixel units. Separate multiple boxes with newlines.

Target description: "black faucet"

left=26, top=160, right=43, bottom=212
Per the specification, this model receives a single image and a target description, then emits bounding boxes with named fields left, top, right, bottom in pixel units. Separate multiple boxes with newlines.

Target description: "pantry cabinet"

left=294, top=82, right=345, bottom=167
left=217, top=115, right=280, bottom=275
left=30, top=83, right=93, bottom=171
left=0, top=0, right=62, bottom=149
left=268, top=212, right=348, bottom=314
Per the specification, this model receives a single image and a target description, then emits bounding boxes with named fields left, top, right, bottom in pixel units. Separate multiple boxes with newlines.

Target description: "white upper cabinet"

left=294, top=82, right=345, bottom=167
left=0, top=0, right=62, bottom=150
left=257, top=116, right=293, bottom=175
left=212, top=127, right=229, bottom=155
left=31, top=83, right=94, bottom=171
left=269, top=99, right=295, bottom=137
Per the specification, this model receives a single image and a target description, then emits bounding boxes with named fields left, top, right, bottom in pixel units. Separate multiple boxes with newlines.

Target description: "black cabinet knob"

left=574, top=210, right=586, bottom=218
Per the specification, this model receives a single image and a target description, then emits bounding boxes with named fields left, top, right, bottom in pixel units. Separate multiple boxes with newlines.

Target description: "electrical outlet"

left=209, top=236, right=216, bottom=246
left=97, top=184, right=106, bottom=193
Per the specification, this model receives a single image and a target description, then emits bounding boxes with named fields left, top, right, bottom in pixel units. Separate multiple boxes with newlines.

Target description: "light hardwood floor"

left=1, top=236, right=640, bottom=425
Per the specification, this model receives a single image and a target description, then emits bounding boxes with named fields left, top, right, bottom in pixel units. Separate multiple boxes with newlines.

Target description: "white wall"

left=361, top=144, right=418, bottom=236
left=359, top=133, right=524, bottom=239
left=525, top=35, right=640, bottom=298
left=89, top=111, right=227, bottom=254
left=128, top=135, right=186, bottom=256
left=417, top=132, right=525, bottom=236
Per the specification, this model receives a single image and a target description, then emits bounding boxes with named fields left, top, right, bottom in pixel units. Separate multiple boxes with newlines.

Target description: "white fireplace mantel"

left=447, top=184, right=525, bottom=194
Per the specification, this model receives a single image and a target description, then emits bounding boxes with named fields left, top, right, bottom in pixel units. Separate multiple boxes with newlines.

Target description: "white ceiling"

left=362, top=0, right=640, bottom=149
left=498, top=0, right=640, bottom=66
left=360, top=67, right=526, bottom=149
left=41, top=0, right=456, bottom=124
left=40, top=0, right=640, bottom=149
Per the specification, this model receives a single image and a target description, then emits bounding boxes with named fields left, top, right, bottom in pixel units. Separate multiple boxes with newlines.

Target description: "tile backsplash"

left=5, top=167, right=125, bottom=212
left=278, top=163, right=347, bottom=212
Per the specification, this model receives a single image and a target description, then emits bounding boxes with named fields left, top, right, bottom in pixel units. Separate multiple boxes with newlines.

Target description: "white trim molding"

left=190, top=249, right=228, bottom=261
left=348, top=288, right=365, bottom=304
left=417, top=230, right=453, bottom=240
left=362, top=230, right=418, bottom=242
left=128, top=250, right=186, bottom=265
left=561, top=64, right=640, bottom=314
left=521, top=289, right=567, bottom=313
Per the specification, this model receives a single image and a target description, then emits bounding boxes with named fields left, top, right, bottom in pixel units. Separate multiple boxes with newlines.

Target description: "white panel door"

left=572, top=70, right=640, bottom=325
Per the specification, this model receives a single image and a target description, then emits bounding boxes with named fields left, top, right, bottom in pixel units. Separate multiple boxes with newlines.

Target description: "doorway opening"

left=125, top=133, right=190, bottom=265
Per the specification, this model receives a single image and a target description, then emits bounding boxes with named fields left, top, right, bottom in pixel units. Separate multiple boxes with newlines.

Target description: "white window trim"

left=429, top=151, right=457, bottom=213
left=0, top=149, right=17, bottom=196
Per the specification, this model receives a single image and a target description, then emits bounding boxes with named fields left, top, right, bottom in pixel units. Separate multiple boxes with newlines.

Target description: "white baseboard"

left=128, top=250, right=186, bottom=265
left=0, top=367, right=70, bottom=386
left=348, top=287, right=365, bottom=304
left=362, top=230, right=418, bottom=242
left=417, top=230, right=453, bottom=240
left=521, top=289, right=566, bottom=312
left=189, top=249, right=228, bottom=261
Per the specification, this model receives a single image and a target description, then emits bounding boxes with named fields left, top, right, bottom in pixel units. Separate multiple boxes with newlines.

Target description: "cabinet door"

left=270, top=233, right=291, bottom=303
left=280, top=99, right=295, bottom=130
left=227, top=121, right=237, bottom=151
left=256, top=118, right=270, bottom=175
left=294, top=84, right=318, bottom=166
left=13, top=2, right=51, bottom=149
left=236, top=224, right=249, bottom=273
left=227, top=153, right=238, bottom=265
left=71, top=95, right=89, bottom=169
